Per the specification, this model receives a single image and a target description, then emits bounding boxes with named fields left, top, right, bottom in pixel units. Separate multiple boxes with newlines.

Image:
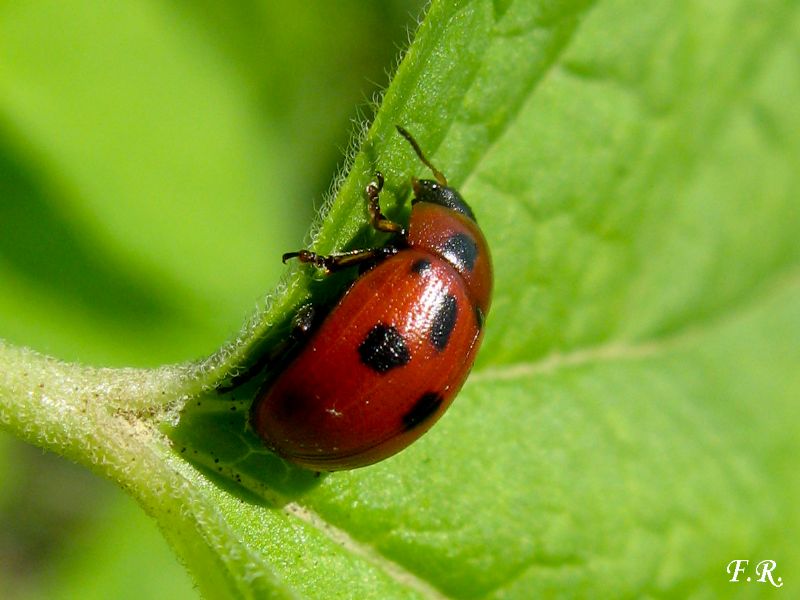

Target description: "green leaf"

left=2, top=0, right=799, bottom=598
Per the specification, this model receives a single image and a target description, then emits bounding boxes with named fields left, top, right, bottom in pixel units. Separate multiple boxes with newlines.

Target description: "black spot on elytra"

left=358, top=323, right=411, bottom=373
left=411, top=258, right=431, bottom=274
left=430, top=294, right=458, bottom=351
left=441, top=232, right=478, bottom=272
left=403, top=392, right=444, bottom=430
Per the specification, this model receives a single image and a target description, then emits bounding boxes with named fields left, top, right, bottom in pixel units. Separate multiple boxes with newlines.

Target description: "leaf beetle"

left=251, top=126, right=492, bottom=470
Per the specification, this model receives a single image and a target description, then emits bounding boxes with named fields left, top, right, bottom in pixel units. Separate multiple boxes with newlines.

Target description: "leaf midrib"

left=471, top=265, right=800, bottom=384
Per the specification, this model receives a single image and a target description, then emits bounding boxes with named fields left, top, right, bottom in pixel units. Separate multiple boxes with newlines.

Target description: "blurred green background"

left=0, top=1, right=424, bottom=596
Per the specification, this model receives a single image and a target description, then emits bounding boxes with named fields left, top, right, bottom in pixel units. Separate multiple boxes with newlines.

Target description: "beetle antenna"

left=395, top=125, right=448, bottom=186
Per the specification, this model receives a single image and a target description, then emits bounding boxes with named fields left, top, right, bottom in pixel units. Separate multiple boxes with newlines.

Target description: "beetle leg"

left=282, top=172, right=405, bottom=273
left=282, top=245, right=398, bottom=273
left=290, top=303, right=316, bottom=339
left=216, top=303, right=320, bottom=393
left=366, top=172, right=406, bottom=236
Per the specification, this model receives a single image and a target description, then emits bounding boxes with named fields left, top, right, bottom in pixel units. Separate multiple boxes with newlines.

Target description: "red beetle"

left=251, top=126, right=492, bottom=470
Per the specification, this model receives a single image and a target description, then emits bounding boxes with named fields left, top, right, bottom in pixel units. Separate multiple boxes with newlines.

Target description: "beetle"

left=250, top=126, right=492, bottom=470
